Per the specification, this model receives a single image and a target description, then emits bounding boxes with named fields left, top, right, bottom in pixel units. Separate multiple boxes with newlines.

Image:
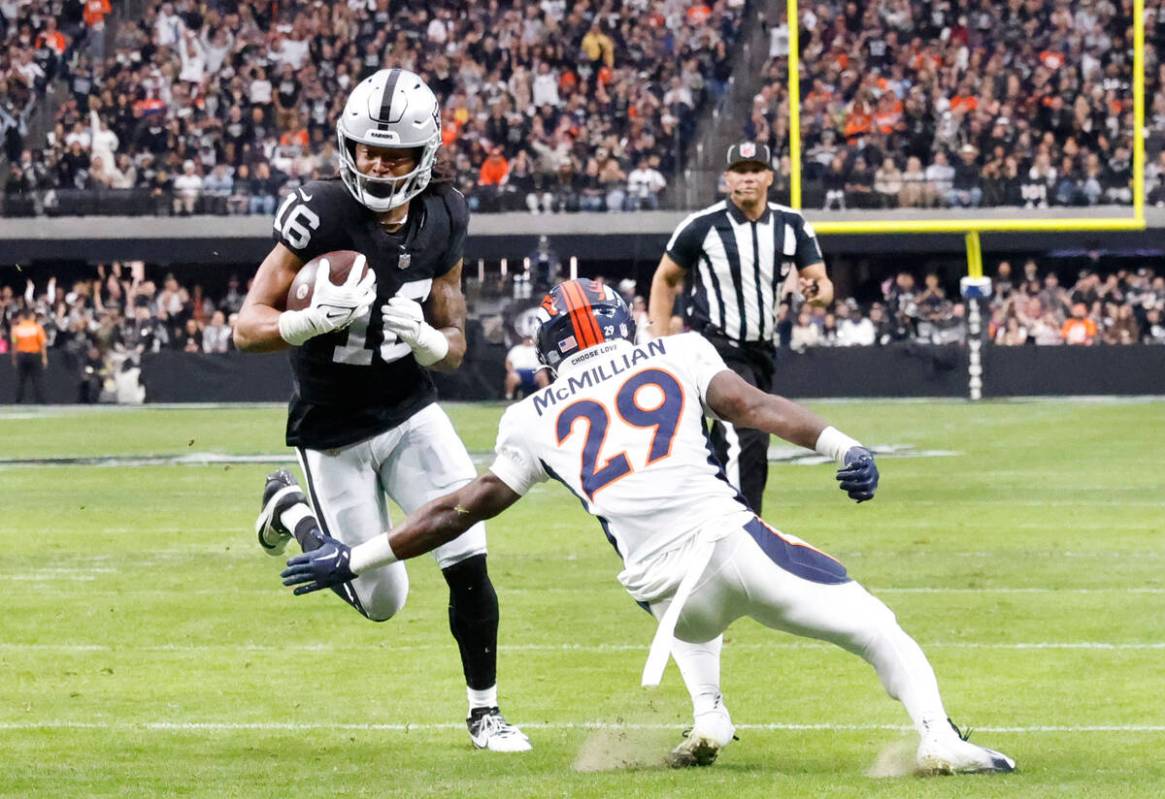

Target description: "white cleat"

left=467, top=707, right=532, bottom=753
left=668, top=704, right=736, bottom=767
left=916, top=720, right=1015, bottom=775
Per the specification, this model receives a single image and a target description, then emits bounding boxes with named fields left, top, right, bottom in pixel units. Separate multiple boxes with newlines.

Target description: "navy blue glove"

left=280, top=538, right=356, bottom=595
left=836, top=446, right=878, bottom=503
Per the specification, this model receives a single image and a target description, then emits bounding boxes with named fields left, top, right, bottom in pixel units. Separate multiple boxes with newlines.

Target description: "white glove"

left=278, top=254, right=377, bottom=346
left=381, top=296, right=449, bottom=367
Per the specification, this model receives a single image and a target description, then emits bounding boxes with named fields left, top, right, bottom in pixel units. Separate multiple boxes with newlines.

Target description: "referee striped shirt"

left=665, top=201, right=822, bottom=343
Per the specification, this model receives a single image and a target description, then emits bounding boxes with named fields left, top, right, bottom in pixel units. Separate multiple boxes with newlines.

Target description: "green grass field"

left=1, top=399, right=1162, bottom=798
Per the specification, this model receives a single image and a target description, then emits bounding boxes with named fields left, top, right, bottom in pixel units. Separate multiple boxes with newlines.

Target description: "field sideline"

left=1, top=399, right=1162, bottom=798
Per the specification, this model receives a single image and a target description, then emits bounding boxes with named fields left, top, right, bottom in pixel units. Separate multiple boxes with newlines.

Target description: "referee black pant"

left=15, top=353, right=46, bottom=404
left=704, top=334, right=775, bottom=514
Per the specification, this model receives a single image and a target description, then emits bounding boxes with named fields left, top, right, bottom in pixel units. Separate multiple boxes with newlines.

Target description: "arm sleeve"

left=439, top=187, right=469, bottom=274
left=488, top=407, right=548, bottom=496
left=789, top=213, right=824, bottom=269
left=664, top=216, right=706, bottom=271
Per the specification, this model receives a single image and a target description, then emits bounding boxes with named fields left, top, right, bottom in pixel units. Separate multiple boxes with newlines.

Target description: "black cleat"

left=254, top=470, right=306, bottom=556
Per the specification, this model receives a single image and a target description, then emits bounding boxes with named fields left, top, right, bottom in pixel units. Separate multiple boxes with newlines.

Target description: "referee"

left=648, top=141, right=834, bottom=513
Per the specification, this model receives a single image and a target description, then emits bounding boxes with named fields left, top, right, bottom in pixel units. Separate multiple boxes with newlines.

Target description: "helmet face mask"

left=337, top=69, right=441, bottom=213
left=535, top=279, right=637, bottom=375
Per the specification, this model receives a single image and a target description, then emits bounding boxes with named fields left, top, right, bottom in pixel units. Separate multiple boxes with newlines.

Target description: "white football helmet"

left=336, top=68, right=441, bottom=212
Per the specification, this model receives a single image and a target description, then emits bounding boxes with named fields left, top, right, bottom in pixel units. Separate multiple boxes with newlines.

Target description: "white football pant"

left=654, top=519, right=949, bottom=735
left=296, top=403, right=487, bottom=621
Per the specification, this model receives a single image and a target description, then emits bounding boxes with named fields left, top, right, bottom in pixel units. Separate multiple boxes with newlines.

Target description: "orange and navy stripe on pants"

left=744, top=517, right=850, bottom=584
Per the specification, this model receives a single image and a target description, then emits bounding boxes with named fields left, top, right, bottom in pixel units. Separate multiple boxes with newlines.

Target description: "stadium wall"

left=3, top=208, right=1165, bottom=264
left=4, top=344, right=1162, bottom=405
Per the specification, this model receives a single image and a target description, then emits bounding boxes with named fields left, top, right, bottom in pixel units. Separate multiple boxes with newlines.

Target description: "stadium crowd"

left=754, top=0, right=1151, bottom=210
left=766, top=262, right=1165, bottom=350
left=2, top=0, right=744, bottom=216
left=7, top=1, right=1165, bottom=216
left=0, top=263, right=245, bottom=401
left=3, top=259, right=1163, bottom=401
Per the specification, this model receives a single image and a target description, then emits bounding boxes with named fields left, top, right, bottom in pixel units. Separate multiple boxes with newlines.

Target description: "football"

left=286, top=250, right=370, bottom=311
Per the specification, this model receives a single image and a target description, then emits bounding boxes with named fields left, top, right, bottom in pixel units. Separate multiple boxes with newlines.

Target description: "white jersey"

left=490, top=333, right=754, bottom=602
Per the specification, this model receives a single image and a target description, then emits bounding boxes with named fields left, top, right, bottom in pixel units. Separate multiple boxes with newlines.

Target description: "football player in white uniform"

left=280, top=279, right=1016, bottom=776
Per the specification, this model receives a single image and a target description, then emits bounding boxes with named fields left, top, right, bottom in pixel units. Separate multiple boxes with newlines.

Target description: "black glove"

left=280, top=538, right=356, bottom=595
left=837, top=446, right=878, bottom=503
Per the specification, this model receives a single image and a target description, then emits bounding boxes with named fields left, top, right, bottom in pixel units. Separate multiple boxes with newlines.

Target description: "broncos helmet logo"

left=534, top=279, right=636, bottom=371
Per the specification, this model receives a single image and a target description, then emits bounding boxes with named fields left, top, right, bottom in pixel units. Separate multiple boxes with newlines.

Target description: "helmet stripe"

left=578, top=282, right=607, bottom=345
left=560, top=283, right=590, bottom=349
left=377, top=68, right=402, bottom=129
left=564, top=280, right=604, bottom=348
left=560, top=283, right=591, bottom=349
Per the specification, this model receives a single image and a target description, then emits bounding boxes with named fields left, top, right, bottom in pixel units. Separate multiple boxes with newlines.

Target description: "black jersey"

left=272, top=178, right=468, bottom=449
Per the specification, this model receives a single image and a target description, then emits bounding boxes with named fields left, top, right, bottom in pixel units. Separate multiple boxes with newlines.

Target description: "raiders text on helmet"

left=337, top=69, right=442, bottom=212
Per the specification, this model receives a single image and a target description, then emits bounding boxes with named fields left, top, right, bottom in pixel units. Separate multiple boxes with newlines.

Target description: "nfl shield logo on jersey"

left=398, top=252, right=412, bottom=269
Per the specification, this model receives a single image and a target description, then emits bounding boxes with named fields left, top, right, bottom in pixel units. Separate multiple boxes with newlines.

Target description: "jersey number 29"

left=556, top=369, right=683, bottom=499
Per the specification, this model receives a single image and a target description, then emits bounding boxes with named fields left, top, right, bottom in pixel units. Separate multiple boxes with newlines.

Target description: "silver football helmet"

left=336, top=68, right=441, bottom=212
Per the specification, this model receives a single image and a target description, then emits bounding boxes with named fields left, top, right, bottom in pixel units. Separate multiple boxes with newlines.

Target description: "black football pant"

left=704, top=335, right=775, bottom=515
left=15, top=353, right=45, bottom=404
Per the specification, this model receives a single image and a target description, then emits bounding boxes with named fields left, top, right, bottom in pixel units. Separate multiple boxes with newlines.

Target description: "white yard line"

left=1, top=641, right=1161, bottom=654
left=0, top=720, right=1160, bottom=733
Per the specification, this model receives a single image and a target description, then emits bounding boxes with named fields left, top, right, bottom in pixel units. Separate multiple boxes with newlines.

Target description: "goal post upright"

left=787, top=0, right=802, bottom=209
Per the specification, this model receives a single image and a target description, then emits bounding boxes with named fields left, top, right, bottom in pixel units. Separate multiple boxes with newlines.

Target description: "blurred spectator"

left=248, top=162, right=280, bottom=216
left=924, top=152, right=954, bottom=208
left=625, top=157, right=667, bottom=211
left=202, top=310, right=231, bottom=353
left=477, top=146, right=510, bottom=213
left=836, top=301, right=875, bottom=346
left=171, top=160, right=203, bottom=215
left=173, top=317, right=201, bottom=352
left=873, top=157, right=902, bottom=208
left=202, top=164, right=234, bottom=214
left=948, top=145, right=983, bottom=208
left=504, top=334, right=549, bottom=400
left=1061, top=302, right=1099, bottom=345
left=898, top=156, right=926, bottom=208
left=790, top=308, right=821, bottom=352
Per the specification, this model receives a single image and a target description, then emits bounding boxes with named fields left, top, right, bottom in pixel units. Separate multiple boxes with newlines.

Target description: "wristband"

left=277, top=309, right=319, bottom=346
left=411, top=325, right=450, bottom=367
left=814, top=426, right=862, bottom=466
left=349, top=534, right=398, bottom=575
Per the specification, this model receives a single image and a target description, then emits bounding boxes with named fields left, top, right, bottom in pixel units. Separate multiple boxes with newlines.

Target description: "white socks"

left=468, top=685, right=498, bottom=712
left=278, top=503, right=314, bottom=532
left=672, top=635, right=726, bottom=718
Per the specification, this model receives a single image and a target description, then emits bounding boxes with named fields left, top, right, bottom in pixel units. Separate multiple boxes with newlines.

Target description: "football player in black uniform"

left=234, top=69, right=530, bottom=752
